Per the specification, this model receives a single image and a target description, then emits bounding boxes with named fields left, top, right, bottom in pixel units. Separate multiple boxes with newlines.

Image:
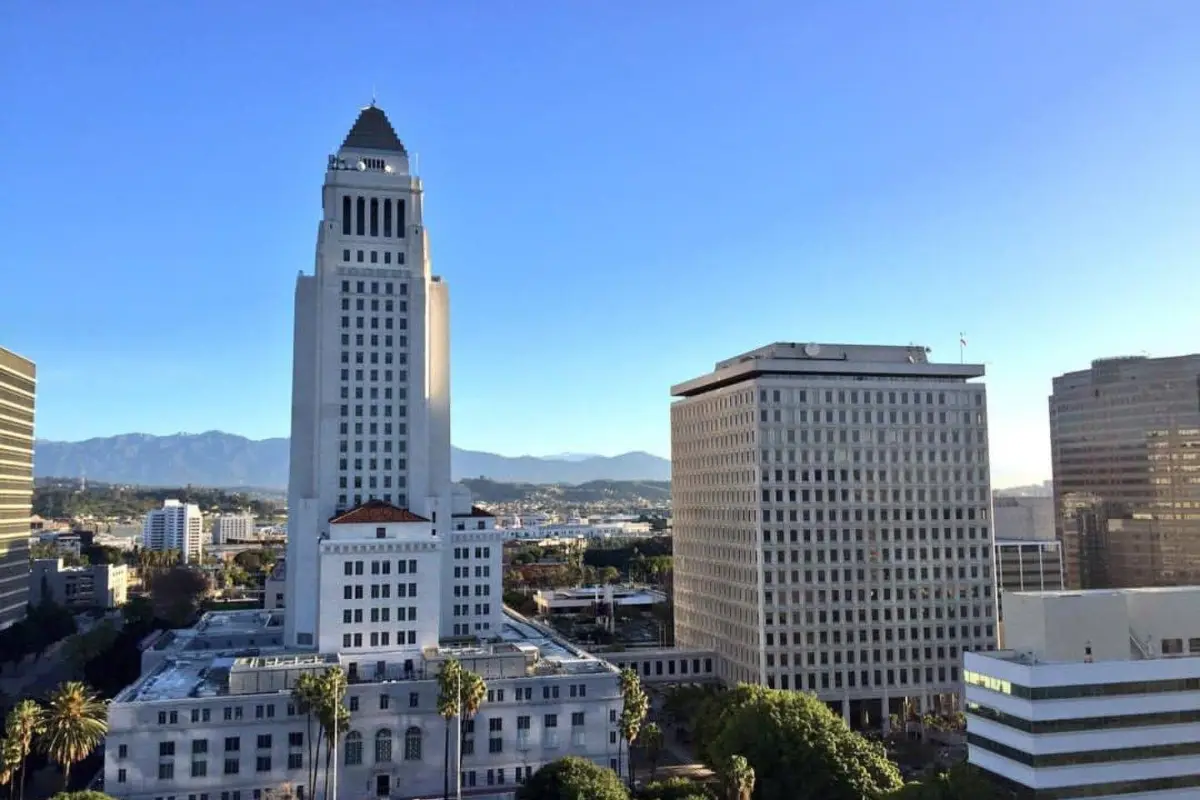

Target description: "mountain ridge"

left=33, top=431, right=670, bottom=488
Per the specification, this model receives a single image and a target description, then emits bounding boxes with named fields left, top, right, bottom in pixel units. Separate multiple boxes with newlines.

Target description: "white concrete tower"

left=285, top=105, right=455, bottom=649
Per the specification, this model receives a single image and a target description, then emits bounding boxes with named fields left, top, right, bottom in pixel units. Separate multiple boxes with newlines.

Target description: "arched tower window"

left=356, top=196, right=366, bottom=236
left=375, top=729, right=393, bottom=763
left=383, top=199, right=392, bottom=238
left=369, top=198, right=379, bottom=237
left=344, top=731, right=362, bottom=765
left=342, top=196, right=352, bottom=236
left=403, top=726, right=422, bottom=761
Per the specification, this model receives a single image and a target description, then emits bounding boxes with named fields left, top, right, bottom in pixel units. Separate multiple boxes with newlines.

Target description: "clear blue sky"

left=3, top=2, right=1199, bottom=489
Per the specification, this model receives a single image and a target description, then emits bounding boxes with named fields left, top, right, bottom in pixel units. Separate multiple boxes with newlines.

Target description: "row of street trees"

left=0, top=683, right=108, bottom=797
left=288, top=658, right=490, bottom=800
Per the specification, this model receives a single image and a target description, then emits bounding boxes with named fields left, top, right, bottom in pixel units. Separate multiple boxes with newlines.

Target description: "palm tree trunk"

left=62, top=762, right=70, bottom=791
left=443, top=722, right=451, bottom=800
left=310, top=728, right=324, bottom=800
left=322, top=742, right=332, bottom=800
left=16, top=759, right=25, bottom=800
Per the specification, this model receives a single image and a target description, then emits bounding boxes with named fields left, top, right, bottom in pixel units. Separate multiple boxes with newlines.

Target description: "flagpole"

left=959, top=332, right=965, bottom=364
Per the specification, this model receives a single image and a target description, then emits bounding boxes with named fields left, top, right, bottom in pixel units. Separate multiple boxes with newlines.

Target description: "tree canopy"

left=149, top=566, right=213, bottom=628
left=517, top=756, right=629, bottom=800
left=695, top=685, right=902, bottom=800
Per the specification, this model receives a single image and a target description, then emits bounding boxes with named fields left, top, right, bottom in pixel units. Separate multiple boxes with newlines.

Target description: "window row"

left=341, top=279, right=407, bottom=295
left=341, top=248, right=405, bottom=266
left=341, top=196, right=406, bottom=239
left=341, top=584, right=419, bottom=600
left=343, top=559, right=419, bottom=576
left=341, top=630, right=418, bottom=648
left=340, top=606, right=418, bottom=623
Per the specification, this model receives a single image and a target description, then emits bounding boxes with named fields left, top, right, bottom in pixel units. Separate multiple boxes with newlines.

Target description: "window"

left=289, top=732, right=303, bottom=748
left=409, top=691, right=419, bottom=708
left=224, top=737, right=240, bottom=752
left=159, top=742, right=175, bottom=757
left=288, top=753, right=303, bottom=770
left=224, top=759, right=240, bottom=775
left=192, top=760, right=207, bottom=778
left=117, top=769, right=127, bottom=784
left=256, top=756, right=271, bottom=773
left=404, top=727, right=422, bottom=761
left=191, top=740, right=208, bottom=755
left=159, top=763, right=175, bottom=780
left=344, top=731, right=363, bottom=766
left=257, top=734, right=272, bottom=750
left=375, top=729, right=393, bottom=763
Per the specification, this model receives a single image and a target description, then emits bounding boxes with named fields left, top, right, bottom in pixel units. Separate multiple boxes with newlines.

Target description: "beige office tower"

left=0, top=347, right=35, bottom=630
left=671, top=343, right=997, bottom=726
left=1050, top=354, right=1200, bottom=589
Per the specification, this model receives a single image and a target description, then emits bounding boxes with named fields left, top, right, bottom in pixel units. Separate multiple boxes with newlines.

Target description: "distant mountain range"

left=33, top=432, right=670, bottom=489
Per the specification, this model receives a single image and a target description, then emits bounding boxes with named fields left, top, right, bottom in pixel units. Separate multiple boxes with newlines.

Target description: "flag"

left=959, top=333, right=967, bottom=348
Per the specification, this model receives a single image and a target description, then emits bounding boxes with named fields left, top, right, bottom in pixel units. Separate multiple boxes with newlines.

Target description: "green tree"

left=65, top=623, right=120, bottom=676
left=1, top=737, right=24, bottom=800
left=315, top=669, right=349, bottom=800
left=638, top=777, right=715, bottom=800
left=5, top=700, right=44, bottom=800
left=516, top=756, right=629, bottom=800
left=640, top=722, right=664, bottom=782
left=38, top=682, right=107, bottom=789
left=436, top=660, right=463, bottom=800
left=721, top=755, right=755, bottom=800
left=148, top=567, right=211, bottom=628
left=700, top=685, right=902, bottom=800
left=48, top=792, right=118, bottom=800
left=618, top=669, right=649, bottom=789
left=600, top=566, right=621, bottom=585
left=290, top=673, right=321, bottom=800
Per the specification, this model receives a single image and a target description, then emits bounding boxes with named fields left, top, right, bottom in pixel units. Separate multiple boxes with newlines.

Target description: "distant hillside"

left=460, top=478, right=671, bottom=505
left=34, top=432, right=670, bottom=488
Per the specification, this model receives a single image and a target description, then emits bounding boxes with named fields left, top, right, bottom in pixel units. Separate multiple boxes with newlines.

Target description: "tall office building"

left=0, top=347, right=35, bottom=630
left=1050, top=355, right=1200, bottom=589
left=103, top=107, right=623, bottom=800
left=142, top=499, right=203, bottom=563
left=671, top=342, right=997, bottom=725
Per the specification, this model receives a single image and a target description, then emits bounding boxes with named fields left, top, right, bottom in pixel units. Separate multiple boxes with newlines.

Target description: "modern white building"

left=670, top=342, right=998, bottom=727
left=966, top=587, right=1200, bottom=798
left=143, top=500, right=203, bottom=563
left=104, top=106, right=624, bottom=800
left=212, top=514, right=257, bottom=545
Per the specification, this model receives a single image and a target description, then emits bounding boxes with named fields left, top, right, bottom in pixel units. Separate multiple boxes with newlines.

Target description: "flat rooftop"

left=118, top=610, right=613, bottom=704
left=672, top=342, right=984, bottom=397
left=1010, top=586, right=1200, bottom=599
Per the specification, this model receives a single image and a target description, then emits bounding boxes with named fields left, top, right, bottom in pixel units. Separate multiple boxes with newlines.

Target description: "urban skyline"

left=5, top=4, right=1200, bottom=493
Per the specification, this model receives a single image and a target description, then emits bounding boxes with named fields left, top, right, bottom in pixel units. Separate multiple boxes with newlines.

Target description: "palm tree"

left=316, top=668, right=349, bottom=800
left=640, top=722, right=664, bottom=782
left=38, top=682, right=107, bottom=789
left=617, top=669, right=648, bottom=789
left=4, top=700, right=42, bottom=800
left=291, top=673, right=321, bottom=800
left=723, top=755, right=754, bottom=800
left=1, top=738, right=23, bottom=800
left=459, top=668, right=486, bottom=757
left=436, top=659, right=464, bottom=800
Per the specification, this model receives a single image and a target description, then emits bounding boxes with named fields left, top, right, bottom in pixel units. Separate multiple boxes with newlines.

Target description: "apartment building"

left=104, top=105, right=622, bottom=800
left=966, top=588, right=1200, bottom=798
left=143, top=500, right=204, bottom=563
left=1050, top=355, right=1200, bottom=589
left=670, top=342, right=997, bottom=727
left=0, top=346, right=34, bottom=629
left=212, top=514, right=256, bottom=545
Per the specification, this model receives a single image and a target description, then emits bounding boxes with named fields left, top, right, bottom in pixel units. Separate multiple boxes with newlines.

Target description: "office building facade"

left=1050, top=355, right=1200, bottom=589
left=0, top=347, right=35, bottom=630
left=967, top=588, right=1200, bottom=798
left=671, top=342, right=997, bottom=726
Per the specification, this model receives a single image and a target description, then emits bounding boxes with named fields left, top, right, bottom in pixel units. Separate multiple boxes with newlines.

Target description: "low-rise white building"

left=29, top=558, right=128, bottom=609
left=965, top=587, right=1200, bottom=798
left=534, top=586, right=667, bottom=616
left=500, top=519, right=654, bottom=542
left=105, top=610, right=624, bottom=800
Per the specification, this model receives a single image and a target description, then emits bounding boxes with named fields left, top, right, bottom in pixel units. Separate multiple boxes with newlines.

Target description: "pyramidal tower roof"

left=340, top=104, right=407, bottom=154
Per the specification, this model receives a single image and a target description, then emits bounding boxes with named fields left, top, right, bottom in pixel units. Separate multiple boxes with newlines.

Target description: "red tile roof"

left=453, top=506, right=495, bottom=518
left=329, top=499, right=430, bottom=525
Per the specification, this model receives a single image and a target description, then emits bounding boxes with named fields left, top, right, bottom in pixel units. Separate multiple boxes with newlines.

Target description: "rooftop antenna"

left=414, top=152, right=420, bottom=174
left=370, top=85, right=377, bottom=107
